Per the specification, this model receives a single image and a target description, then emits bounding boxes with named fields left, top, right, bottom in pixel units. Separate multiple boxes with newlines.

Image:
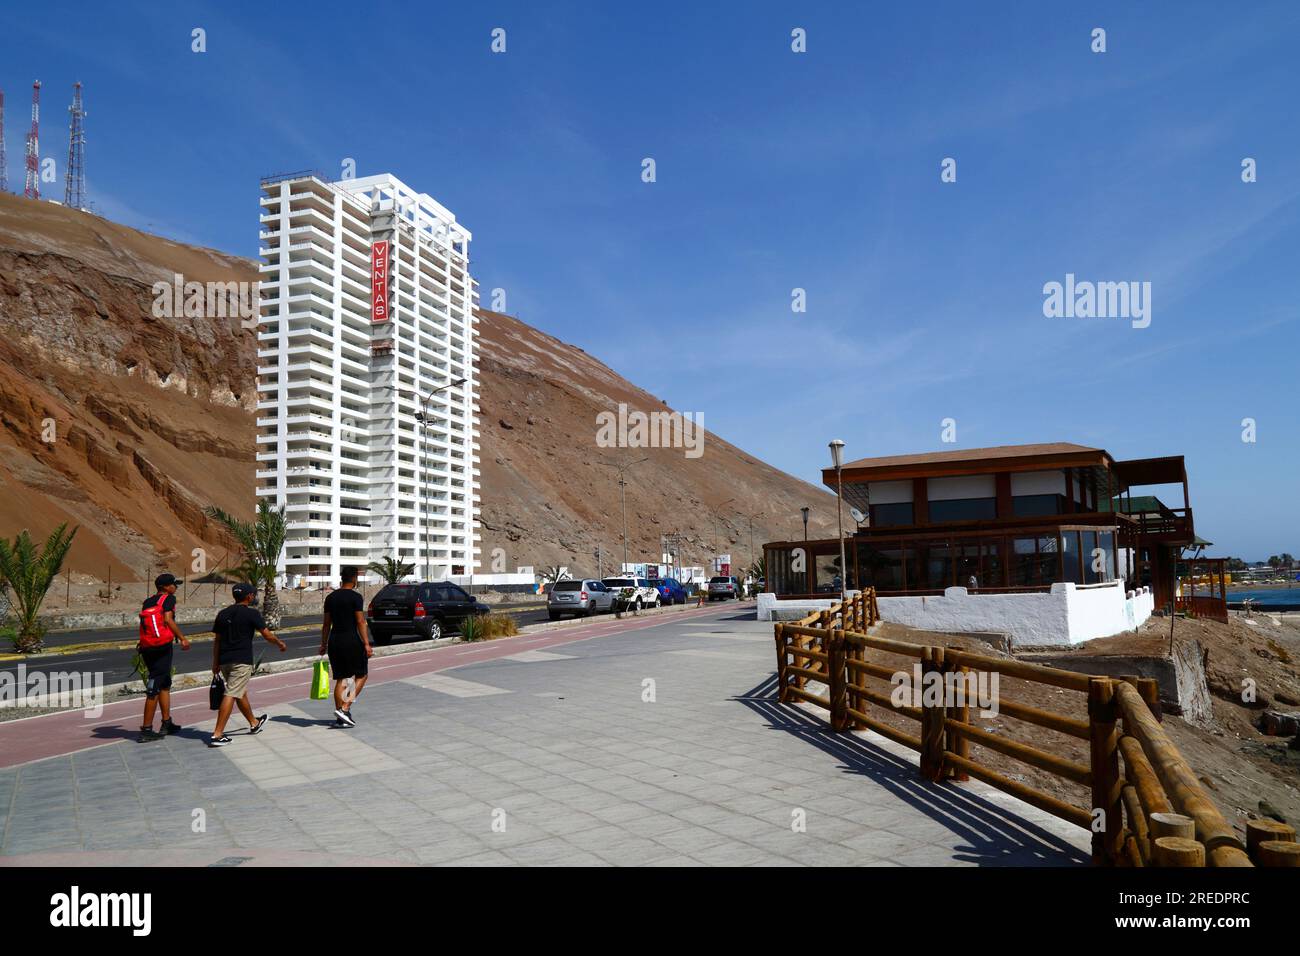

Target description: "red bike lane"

left=0, top=602, right=742, bottom=769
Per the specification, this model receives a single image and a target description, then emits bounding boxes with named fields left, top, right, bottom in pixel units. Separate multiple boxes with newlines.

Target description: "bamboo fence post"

left=946, top=661, right=971, bottom=781
left=850, top=640, right=868, bottom=730
left=920, top=646, right=946, bottom=782
left=1246, top=819, right=1295, bottom=859
left=1149, top=812, right=1195, bottom=841
left=828, top=630, right=848, bottom=732
left=774, top=623, right=788, bottom=703
left=1153, top=836, right=1204, bottom=867
left=1089, top=677, right=1122, bottom=865
left=1137, top=677, right=1161, bottom=721
left=1122, top=785, right=1150, bottom=863
left=1255, top=841, right=1300, bottom=867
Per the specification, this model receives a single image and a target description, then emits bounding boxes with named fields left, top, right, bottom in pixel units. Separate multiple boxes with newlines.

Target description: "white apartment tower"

left=256, top=172, right=480, bottom=585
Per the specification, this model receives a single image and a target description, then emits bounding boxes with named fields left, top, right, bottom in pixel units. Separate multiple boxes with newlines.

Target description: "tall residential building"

left=256, top=172, right=480, bottom=585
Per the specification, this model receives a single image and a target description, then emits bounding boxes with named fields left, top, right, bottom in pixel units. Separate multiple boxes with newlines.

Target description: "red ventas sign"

left=371, top=240, right=390, bottom=322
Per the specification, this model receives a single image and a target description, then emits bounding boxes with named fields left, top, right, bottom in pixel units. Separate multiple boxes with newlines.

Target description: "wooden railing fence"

left=773, top=590, right=1294, bottom=867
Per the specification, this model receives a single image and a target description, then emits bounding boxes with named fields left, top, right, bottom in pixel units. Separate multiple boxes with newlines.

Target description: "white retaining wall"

left=757, top=582, right=1154, bottom=647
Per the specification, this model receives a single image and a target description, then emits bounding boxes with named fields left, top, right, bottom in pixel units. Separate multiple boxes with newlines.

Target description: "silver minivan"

left=547, top=578, right=615, bottom=619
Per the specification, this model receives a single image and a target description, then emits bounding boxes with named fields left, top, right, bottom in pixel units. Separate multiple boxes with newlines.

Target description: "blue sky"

left=4, top=1, right=1297, bottom=559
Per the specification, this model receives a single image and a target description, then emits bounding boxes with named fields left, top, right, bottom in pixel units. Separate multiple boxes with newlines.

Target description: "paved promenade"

left=0, top=606, right=1090, bottom=866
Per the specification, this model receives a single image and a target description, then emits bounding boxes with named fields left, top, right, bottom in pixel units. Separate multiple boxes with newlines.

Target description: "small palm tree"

left=0, top=524, right=78, bottom=653
left=368, top=556, right=415, bottom=585
left=539, top=565, right=569, bottom=589
left=204, top=500, right=287, bottom=628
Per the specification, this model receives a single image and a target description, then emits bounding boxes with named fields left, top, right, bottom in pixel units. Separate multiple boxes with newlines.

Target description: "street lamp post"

left=714, top=498, right=735, bottom=575
left=389, top=376, right=467, bottom=582
left=800, top=506, right=810, bottom=595
left=829, top=440, right=847, bottom=605
left=603, top=457, right=648, bottom=572
left=742, top=510, right=765, bottom=578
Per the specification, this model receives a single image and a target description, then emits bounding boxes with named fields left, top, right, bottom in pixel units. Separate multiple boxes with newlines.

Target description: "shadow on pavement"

left=734, top=674, right=1090, bottom=867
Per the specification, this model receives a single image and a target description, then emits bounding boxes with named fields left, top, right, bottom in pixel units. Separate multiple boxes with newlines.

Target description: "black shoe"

left=343, top=708, right=357, bottom=725
left=249, top=714, right=269, bottom=735
left=138, top=727, right=164, bottom=743
left=334, top=708, right=355, bottom=728
left=207, top=735, right=232, bottom=748
left=161, top=718, right=182, bottom=735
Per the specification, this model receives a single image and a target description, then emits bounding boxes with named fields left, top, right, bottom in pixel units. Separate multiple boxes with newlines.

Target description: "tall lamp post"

left=603, top=457, right=648, bottom=572
left=829, top=439, right=847, bottom=605
left=398, top=376, right=467, bottom=581
left=800, top=506, right=810, bottom=595
left=742, top=510, right=765, bottom=581
left=714, top=498, right=735, bottom=575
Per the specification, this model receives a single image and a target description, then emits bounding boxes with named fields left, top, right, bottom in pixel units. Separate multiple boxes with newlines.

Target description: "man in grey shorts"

left=208, top=583, right=287, bottom=748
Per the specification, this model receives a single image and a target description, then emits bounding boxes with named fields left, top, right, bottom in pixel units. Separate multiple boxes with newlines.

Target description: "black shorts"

left=328, top=635, right=368, bottom=681
left=140, top=644, right=174, bottom=697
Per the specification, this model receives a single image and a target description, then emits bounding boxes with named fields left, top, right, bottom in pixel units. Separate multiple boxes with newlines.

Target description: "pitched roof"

left=836, top=442, right=1103, bottom=472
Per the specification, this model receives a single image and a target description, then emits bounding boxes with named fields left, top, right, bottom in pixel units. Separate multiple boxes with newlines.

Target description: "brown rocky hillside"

left=0, top=193, right=835, bottom=584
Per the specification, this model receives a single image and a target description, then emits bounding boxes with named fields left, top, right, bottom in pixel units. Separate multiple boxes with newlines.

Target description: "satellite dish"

left=849, top=507, right=866, bottom=524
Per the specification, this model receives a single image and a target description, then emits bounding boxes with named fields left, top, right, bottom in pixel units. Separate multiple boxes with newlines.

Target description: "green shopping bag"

left=309, top=659, right=330, bottom=700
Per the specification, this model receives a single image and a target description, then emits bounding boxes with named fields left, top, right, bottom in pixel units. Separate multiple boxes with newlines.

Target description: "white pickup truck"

left=601, top=577, right=661, bottom=611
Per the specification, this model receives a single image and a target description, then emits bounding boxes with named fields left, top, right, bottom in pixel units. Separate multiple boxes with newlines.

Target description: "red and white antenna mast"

left=65, top=82, right=86, bottom=209
left=24, top=80, right=41, bottom=200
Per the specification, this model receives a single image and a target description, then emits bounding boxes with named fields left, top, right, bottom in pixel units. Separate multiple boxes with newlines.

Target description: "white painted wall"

left=757, top=581, right=1155, bottom=647
left=927, top=475, right=996, bottom=501
left=867, top=480, right=913, bottom=504
left=1011, top=470, right=1065, bottom=496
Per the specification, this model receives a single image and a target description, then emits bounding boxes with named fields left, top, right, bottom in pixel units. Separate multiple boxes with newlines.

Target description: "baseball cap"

left=155, top=573, right=179, bottom=589
left=232, top=583, right=256, bottom=601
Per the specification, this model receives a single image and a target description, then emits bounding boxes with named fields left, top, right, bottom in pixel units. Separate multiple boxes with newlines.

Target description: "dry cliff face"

left=0, top=192, right=836, bottom=583
left=0, top=193, right=258, bottom=579
left=474, top=310, right=838, bottom=575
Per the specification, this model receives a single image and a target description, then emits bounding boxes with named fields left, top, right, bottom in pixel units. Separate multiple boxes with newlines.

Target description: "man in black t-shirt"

left=319, top=565, right=371, bottom=728
left=207, top=583, right=287, bottom=748
left=137, top=573, right=191, bottom=743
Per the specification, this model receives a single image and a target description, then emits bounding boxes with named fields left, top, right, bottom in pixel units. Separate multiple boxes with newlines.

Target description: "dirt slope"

left=0, top=193, right=835, bottom=584
left=0, top=192, right=258, bottom=580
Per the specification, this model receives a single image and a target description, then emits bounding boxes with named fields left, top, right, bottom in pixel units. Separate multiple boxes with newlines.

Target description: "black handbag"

left=209, top=673, right=225, bottom=710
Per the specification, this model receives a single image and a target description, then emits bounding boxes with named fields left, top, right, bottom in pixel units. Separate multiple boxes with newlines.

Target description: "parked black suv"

left=366, top=582, right=490, bottom=643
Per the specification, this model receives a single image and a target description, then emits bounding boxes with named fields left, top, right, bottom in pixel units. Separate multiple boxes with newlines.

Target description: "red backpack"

left=139, top=596, right=175, bottom=647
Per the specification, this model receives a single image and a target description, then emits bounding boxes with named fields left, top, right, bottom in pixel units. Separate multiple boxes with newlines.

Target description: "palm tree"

left=204, top=500, right=287, bottom=628
left=0, top=524, right=78, bottom=653
left=368, top=556, right=415, bottom=586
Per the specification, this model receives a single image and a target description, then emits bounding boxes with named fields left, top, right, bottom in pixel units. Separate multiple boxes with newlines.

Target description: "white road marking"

left=501, top=650, right=574, bottom=663
left=400, top=673, right=512, bottom=698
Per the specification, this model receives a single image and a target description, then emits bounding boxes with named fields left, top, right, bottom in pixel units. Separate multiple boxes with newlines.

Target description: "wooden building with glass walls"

left=764, top=443, right=1196, bottom=610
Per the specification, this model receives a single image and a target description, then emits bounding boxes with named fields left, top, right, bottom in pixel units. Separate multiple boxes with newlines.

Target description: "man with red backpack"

left=138, top=572, right=191, bottom=742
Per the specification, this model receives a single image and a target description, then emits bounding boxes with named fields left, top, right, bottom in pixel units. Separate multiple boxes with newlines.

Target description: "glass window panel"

left=1061, top=531, right=1083, bottom=584
left=1011, top=494, right=1063, bottom=517
left=927, top=498, right=997, bottom=522
left=871, top=503, right=913, bottom=527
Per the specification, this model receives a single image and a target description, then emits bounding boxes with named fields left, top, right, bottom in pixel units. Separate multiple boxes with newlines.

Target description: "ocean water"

left=1227, top=589, right=1300, bottom=606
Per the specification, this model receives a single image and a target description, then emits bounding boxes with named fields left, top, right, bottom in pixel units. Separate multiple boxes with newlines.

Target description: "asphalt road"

left=3, top=603, right=552, bottom=688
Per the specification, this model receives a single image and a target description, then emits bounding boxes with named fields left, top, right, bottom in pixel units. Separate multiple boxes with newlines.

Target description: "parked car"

left=366, top=582, right=489, bottom=643
left=707, top=575, right=743, bottom=600
left=650, top=577, right=687, bottom=605
left=602, top=577, right=660, bottom=611
left=548, top=578, right=615, bottom=619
